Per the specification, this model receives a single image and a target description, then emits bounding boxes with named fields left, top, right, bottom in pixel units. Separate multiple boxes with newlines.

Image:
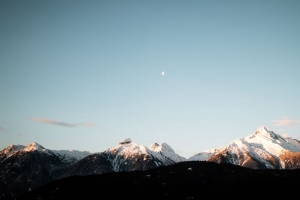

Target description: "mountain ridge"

left=2, top=127, right=300, bottom=199
left=0, top=138, right=183, bottom=199
left=189, top=127, right=300, bottom=169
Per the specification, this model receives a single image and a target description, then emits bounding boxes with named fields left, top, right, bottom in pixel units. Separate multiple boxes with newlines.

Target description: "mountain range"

left=0, top=138, right=183, bottom=199
left=1, top=127, right=300, bottom=199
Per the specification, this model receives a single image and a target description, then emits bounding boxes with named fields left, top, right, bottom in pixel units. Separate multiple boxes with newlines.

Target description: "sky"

left=1, top=0, right=300, bottom=158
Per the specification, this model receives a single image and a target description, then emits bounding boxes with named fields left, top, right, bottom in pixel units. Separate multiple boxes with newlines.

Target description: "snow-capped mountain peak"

left=104, top=139, right=176, bottom=172
left=109, top=141, right=148, bottom=156
left=0, top=144, right=25, bottom=161
left=0, top=142, right=91, bottom=164
left=253, top=126, right=280, bottom=140
left=254, top=126, right=269, bottom=136
left=149, top=142, right=186, bottom=162
left=256, top=126, right=269, bottom=132
left=119, top=138, right=132, bottom=145
left=22, top=142, right=47, bottom=152
left=161, top=143, right=175, bottom=153
left=149, top=142, right=175, bottom=154
left=190, top=127, right=300, bottom=169
left=149, top=143, right=159, bottom=150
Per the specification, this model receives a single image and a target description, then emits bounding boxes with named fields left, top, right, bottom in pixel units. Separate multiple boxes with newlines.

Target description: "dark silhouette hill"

left=18, top=161, right=300, bottom=200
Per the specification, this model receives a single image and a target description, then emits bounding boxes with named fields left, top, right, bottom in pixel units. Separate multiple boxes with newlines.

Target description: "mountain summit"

left=189, top=127, right=300, bottom=169
left=119, top=137, right=132, bottom=144
left=149, top=142, right=187, bottom=162
left=22, top=142, right=46, bottom=152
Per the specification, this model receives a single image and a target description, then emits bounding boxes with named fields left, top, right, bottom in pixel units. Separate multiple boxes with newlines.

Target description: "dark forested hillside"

left=18, top=161, right=300, bottom=200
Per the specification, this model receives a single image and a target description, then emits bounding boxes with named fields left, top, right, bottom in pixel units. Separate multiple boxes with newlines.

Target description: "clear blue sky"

left=1, top=0, right=300, bottom=158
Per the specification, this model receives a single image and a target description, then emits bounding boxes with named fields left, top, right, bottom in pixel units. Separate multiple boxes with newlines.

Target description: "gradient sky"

left=1, top=0, right=300, bottom=158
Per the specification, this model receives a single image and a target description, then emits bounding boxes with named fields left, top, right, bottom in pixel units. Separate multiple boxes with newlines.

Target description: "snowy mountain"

left=149, top=142, right=187, bottom=162
left=104, top=138, right=177, bottom=171
left=6, top=129, right=300, bottom=199
left=0, top=142, right=91, bottom=164
left=189, top=127, right=300, bottom=169
left=52, top=138, right=178, bottom=179
left=0, top=142, right=91, bottom=199
left=0, top=139, right=184, bottom=199
left=188, top=149, right=218, bottom=161
left=0, top=145, right=24, bottom=162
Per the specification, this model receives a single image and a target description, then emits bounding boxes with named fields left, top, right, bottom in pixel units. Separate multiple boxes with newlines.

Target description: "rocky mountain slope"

left=0, top=142, right=91, bottom=164
left=0, top=138, right=183, bottom=199
left=52, top=138, right=181, bottom=179
left=0, top=142, right=91, bottom=200
left=189, top=127, right=300, bottom=169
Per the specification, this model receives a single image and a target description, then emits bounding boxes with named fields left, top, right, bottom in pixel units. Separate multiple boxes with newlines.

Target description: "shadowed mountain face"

left=0, top=150, right=64, bottom=200
left=50, top=153, right=114, bottom=180
left=51, top=149, right=174, bottom=180
left=0, top=143, right=92, bottom=200
left=19, top=161, right=300, bottom=200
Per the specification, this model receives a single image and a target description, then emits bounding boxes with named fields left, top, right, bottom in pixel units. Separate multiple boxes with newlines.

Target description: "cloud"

left=0, top=127, right=6, bottom=131
left=81, top=123, right=96, bottom=127
left=30, top=118, right=76, bottom=127
left=272, top=116, right=300, bottom=127
left=30, top=118, right=95, bottom=128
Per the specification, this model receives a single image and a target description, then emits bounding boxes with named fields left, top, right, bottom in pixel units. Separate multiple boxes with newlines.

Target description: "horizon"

left=1, top=0, right=300, bottom=158
left=0, top=126, right=296, bottom=158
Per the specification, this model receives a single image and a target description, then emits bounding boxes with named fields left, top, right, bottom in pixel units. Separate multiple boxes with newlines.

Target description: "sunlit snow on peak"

left=23, top=142, right=46, bottom=152
left=149, top=142, right=186, bottom=162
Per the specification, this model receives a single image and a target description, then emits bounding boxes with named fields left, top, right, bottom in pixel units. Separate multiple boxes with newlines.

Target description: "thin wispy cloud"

left=0, top=127, right=6, bottom=131
left=30, top=118, right=96, bottom=128
left=30, top=118, right=76, bottom=127
left=272, top=116, right=300, bottom=127
left=81, top=123, right=96, bottom=127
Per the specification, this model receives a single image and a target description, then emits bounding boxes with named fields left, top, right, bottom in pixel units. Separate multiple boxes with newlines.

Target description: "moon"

left=162, top=71, right=165, bottom=76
